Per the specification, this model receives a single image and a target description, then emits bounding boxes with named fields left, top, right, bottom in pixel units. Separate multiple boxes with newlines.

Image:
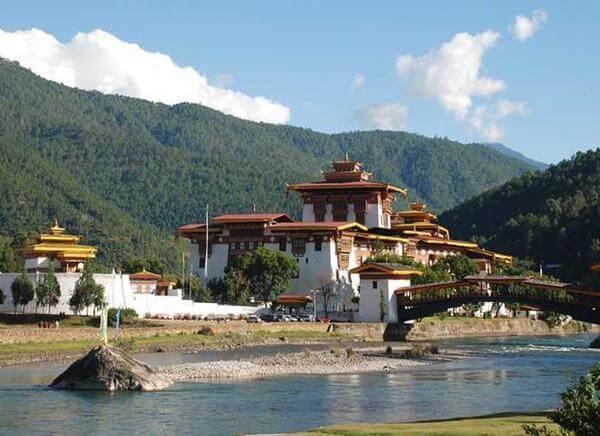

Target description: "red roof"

left=129, top=270, right=162, bottom=281
left=270, top=221, right=368, bottom=232
left=212, top=213, right=294, bottom=224
left=287, top=181, right=406, bottom=195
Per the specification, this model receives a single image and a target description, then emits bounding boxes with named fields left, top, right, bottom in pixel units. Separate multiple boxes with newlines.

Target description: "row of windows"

left=279, top=240, right=322, bottom=252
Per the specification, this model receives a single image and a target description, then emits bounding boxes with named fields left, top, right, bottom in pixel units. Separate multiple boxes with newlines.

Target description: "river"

left=0, top=333, right=598, bottom=435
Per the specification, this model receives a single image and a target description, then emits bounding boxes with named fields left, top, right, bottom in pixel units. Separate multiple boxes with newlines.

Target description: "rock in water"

left=49, top=344, right=172, bottom=391
left=591, top=336, right=600, bottom=349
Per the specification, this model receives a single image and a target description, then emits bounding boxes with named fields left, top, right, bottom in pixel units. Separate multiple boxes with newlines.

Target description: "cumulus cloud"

left=396, top=30, right=504, bottom=118
left=0, top=28, right=290, bottom=124
left=214, top=73, right=234, bottom=88
left=395, top=30, right=530, bottom=141
left=468, top=100, right=530, bottom=141
left=510, top=9, right=548, bottom=41
left=354, top=103, right=408, bottom=130
left=350, top=74, right=365, bottom=93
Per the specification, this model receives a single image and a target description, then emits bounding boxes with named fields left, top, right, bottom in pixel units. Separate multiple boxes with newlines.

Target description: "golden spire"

left=345, top=152, right=349, bottom=162
left=50, top=219, right=65, bottom=235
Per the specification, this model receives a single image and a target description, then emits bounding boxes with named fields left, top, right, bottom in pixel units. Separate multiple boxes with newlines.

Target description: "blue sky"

left=0, top=1, right=598, bottom=163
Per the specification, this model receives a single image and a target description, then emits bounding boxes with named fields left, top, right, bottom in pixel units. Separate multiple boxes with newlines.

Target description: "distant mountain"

left=439, top=149, right=600, bottom=283
left=481, top=142, right=548, bottom=170
left=0, top=58, right=537, bottom=272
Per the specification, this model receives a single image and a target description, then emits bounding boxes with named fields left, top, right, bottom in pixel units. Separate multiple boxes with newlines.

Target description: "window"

left=372, top=280, right=378, bottom=289
left=305, top=257, right=309, bottom=264
left=314, top=239, right=322, bottom=251
left=315, top=212, right=325, bottom=222
left=279, top=239, right=287, bottom=251
left=244, top=241, right=249, bottom=250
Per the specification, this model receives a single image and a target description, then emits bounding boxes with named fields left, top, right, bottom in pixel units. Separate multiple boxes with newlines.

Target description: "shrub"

left=113, top=336, right=135, bottom=351
left=345, top=347, right=355, bottom=358
left=385, top=345, right=393, bottom=354
left=330, top=348, right=342, bottom=358
left=196, top=326, right=215, bottom=336
left=523, top=362, right=600, bottom=435
left=107, top=308, right=138, bottom=326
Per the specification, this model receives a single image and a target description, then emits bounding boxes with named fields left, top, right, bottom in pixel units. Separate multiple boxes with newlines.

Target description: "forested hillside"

left=0, top=58, right=536, bottom=273
left=440, top=149, right=600, bottom=283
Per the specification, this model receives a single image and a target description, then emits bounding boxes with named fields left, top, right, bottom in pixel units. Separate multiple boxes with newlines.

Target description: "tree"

left=36, top=266, right=61, bottom=314
left=121, top=257, right=167, bottom=276
left=319, top=277, right=350, bottom=317
left=223, top=268, right=251, bottom=305
left=11, top=272, right=34, bottom=314
left=235, top=247, right=299, bottom=306
left=433, top=254, right=479, bottom=280
left=0, top=236, right=22, bottom=273
left=70, top=266, right=104, bottom=315
left=184, top=275, right=212, bottom=302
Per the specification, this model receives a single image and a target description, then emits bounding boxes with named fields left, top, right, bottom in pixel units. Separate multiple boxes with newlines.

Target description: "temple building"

left=23, top=222, right=97, bottom=273
left=176, top=157, right=511, bottom=302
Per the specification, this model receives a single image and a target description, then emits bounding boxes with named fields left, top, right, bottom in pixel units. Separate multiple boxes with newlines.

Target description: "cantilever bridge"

left=394, top=275, right=600, bottom=324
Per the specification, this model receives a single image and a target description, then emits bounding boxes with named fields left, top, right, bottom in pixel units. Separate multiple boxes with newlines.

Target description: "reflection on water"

left=0, top=333, right=598, bottom=435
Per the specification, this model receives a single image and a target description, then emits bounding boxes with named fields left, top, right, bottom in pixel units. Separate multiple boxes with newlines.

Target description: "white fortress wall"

left=0, top=272, right=258, bottom=318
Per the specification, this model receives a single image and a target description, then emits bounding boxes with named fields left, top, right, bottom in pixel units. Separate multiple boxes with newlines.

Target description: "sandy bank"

left=159, top=346, right=467, bottom=381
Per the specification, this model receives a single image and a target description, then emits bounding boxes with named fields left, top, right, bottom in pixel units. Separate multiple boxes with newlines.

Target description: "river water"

left=0, top=333, right=598, bottom=435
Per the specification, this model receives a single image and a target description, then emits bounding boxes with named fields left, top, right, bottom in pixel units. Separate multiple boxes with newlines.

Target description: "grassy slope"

left=303, top=413, right=557, bottom=435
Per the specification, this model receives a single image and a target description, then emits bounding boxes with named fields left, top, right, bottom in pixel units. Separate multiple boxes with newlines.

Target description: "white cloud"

left=0, top=28, right=290, bottom=124
left=396, top=30, right=504, bottom=118
left=394, top=30, right=530, bottom=141
left=214, top=73, right=234, bottom=88
left=354, top=103, right=408, bottom=130
left=468, top=100, right=530, bottom=141
left=510, top=9, right=548, bottom=41
left=350, top=74, right=365, bottom=93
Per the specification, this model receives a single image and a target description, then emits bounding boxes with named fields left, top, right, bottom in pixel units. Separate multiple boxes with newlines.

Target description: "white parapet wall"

left=0, top=272, right=259, bottom=318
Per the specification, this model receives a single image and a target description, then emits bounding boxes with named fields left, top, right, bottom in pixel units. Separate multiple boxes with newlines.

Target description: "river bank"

left=1, top=316, right=597, bottom=367
left=405, top=317, right=598, bottom=341
left=297, top=412, right=558, bottom=435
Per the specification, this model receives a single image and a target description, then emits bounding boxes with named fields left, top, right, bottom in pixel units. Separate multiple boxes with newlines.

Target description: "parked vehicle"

left=298, top=314, right=315, bottom=322
left=260, top=313, right=276, bottom=322
left=246, top=315, right=261, bottom=323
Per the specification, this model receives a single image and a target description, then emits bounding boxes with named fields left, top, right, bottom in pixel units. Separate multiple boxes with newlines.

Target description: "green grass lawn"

left=0, top=329, right=352, bottom=362
left=300, top=412, right=558, bottom=435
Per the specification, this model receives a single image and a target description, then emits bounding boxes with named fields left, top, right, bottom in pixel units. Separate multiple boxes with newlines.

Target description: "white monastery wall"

left=357, top=277, right=410, bottom=323
left=0, top=272, right=258, bottom=318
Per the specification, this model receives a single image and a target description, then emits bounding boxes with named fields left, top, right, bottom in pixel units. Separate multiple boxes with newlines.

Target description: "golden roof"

left=23, top=222, right=96, bottom=260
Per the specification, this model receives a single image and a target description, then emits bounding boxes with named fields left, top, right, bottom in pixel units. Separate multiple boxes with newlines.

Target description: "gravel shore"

left=159, top=347, right=467, bottom=381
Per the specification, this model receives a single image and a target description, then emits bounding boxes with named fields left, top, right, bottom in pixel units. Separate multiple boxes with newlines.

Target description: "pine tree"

left=36, top=265, right=61, bottom=314
left=70, top=266, right=104, bottom=315
left=11, top=272, right=34, bottom=314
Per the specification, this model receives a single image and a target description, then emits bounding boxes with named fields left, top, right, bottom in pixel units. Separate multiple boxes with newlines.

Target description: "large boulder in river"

left=591, top=336, right=600, bottom=349
left=49, top=344, right=172, bottom=391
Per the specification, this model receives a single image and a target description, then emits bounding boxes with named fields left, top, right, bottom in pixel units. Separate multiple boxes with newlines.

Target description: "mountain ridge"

left=0, top=58, right=537, bottom=272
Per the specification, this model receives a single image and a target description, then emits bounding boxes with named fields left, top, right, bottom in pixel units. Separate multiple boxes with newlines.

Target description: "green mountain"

left=439, top=149, right=600, bottom=283
left=481, top=142, right=548, bottom=170
left=0, top=58, right=537, bottom=273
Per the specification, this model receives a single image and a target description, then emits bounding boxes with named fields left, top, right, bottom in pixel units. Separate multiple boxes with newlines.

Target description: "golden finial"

left=50, top=219, right=65, bottom=235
